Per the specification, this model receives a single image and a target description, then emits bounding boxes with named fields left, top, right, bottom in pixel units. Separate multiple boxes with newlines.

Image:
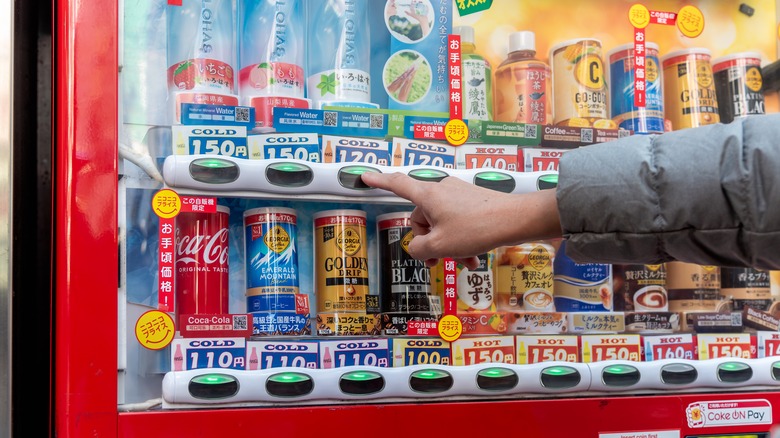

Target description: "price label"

left=172, top=338, right=246, bottom=371
left=528, top=345, right=579, bottom=364
left=333, top=349, right=389, bottom=367
left=247, top=341, right=318, bottom=370
left=457, top=145, right=519, bottom=171
left=403, top=347, right=450, bottom=366
left=644, top=334, right=696, bottom=361
left=319, top=340, right=390, bottom=368
left=519, top=148, right=566, bottom=172
left=757, top=332, right=780, bottom=358
left=173, top=125, right=249, bottom=158
left=464, top=345, right=515, bottom=365
left=697, top=334, right=754, bottom=360
left=393, top=138, right=456, bottom=168
left=249, top=133, right=321, bottom=162
left=582, top=334, right=642, bottom=363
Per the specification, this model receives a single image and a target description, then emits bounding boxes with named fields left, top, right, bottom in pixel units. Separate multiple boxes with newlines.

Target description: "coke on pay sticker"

left=686, top=399, right=772, bottom=428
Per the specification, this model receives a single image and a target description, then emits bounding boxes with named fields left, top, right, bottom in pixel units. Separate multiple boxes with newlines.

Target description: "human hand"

left=361, top=171, right=563, bottom=270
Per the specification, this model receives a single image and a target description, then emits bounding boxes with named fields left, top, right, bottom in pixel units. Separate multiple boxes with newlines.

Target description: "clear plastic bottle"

left=494, top=31, right=552, bottom=124
left=166, top=0, right=238, bottom=122
left=238, top=0, right=310, bottom=130
left=306, top=0, right=372, bottom=108
left=453, top=26, right=492, bottom=121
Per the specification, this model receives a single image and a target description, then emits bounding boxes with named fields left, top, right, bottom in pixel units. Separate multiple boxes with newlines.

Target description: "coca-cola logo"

left=176, top=228, right=229, bottom=266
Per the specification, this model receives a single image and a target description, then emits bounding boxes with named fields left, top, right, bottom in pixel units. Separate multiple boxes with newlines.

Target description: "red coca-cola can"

left=175, top=205, right=230, bottom=319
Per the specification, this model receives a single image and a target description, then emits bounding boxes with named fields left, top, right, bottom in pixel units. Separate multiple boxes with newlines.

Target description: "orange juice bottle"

left=494, top=31, right=552, bottom=124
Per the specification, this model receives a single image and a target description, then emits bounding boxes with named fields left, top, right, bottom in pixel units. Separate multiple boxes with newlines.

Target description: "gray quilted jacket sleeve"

left=557, top=113, right=780, bottom=269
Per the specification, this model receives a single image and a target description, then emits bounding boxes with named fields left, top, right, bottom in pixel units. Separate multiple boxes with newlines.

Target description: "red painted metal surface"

left=54, top=0, right=119, bottom=436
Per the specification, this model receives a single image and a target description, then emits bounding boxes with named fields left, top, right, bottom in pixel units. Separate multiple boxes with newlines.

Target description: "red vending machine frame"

left=54, top=1, right=780, bottom=437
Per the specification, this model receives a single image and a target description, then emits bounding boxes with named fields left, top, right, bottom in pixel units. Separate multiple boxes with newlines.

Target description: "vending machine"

left=55, top=0, right=780, bottom=437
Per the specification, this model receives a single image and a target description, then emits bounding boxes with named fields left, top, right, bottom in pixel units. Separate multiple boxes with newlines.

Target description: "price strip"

left=516, top=335, right=579, bottom=364
left=171, top=338, right=246, bottom=371
left=443, top=258, right=457, bottom=316
left=643, top=334, right=696, bottom=361
left=519, top=148, right=566, bottom=172
left=452, top=336, right=515, bottom=365
left=458, top=144, right=519, bottom=171
left=448, top=34, right=462, bottom=120
left=756, top=331, right=780, bottom=358
left=697, top=333, right=754, bottom=360
left=581, top=334, right=642, bottom=363
left=247, top=340, right=318, bottom=370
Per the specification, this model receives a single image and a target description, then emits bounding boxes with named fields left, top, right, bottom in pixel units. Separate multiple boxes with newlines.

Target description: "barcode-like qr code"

left=235, top=107, right=250, bottom=122
left=524, top=124, right=538, bottom=139
left=580, top=128, right=593, bottom=143
left=323, top=111, right=338, bottom=127
left=618, top=129, right=631, bottom=138
left=370, top=114, right=384, bottom=129
left=731, top=313, right=742, bottom=326
left=233, top=315, right=248, bottom=330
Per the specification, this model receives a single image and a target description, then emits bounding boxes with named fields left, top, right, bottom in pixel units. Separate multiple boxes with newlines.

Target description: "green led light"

left=193, top=158, right=235, bottom=169
left=267, top=372, right=311, bottom=384
left=773, top=362, right=780, bottom=369
left=475, top=171, right=512, bottom=182
left=268, top=162, right=310, bottom=172
left=604, top=365, right=637, bottom=375
left=539, top=174, right=558, bottom=184
left=341, top=165, right=377, bottom=175
left=477, top=368, right=515, bottom=378
left=542, top=366, right=577, bottom=376
left=342, top=371, right=382, bottom=382
left=191, top=374, right=236, bottom=385
left=411, top=369, right=450, bottom=380
left=719, top=362, right=750, bottom=371
left=408, top=168, right=449, bottom=180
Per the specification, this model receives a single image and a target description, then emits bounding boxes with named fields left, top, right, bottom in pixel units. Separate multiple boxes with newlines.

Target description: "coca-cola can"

left=175, top=205, right=230, bottom=319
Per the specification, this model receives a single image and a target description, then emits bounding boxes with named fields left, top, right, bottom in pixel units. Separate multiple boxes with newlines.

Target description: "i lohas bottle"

left=494, top=31, right=552, bottom=125
left=453, top=25, right=492, bottom=121
left=238, top=0, right=310, bottom=131
left=166, top=0, right=239, bottom=124
left=306, top=0, right=373, bottom=109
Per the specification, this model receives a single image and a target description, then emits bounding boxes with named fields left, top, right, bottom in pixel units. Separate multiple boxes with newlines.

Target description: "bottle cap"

left=453, top=25, right=475, bottom=45
left=509, top=31, right=535, bottom=53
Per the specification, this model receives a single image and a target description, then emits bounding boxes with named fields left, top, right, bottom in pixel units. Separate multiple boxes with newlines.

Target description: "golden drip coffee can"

left=313, top=209, right=370, bottom=314
left=550, top=38, right=609, bottom=127
left=661, top=48, right=719, bottom=130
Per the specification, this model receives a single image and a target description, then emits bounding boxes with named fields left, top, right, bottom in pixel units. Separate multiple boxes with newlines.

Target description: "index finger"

left=360, top=171, right=425, bottom=204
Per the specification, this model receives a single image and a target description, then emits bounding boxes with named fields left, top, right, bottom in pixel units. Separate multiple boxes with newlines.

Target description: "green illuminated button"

left=602, top=365, right=640, bottom=387
left=339, top=370, right=384, bottom=395
left=408, top=168, right=449, bottom=182
left=717, top=361, right=753, bottom=383
left=265, top=372, right=314, bottom=397
left=540, top=366, right=581, bottom=389
left=772, top=362, right=780, bottom=380
left=409, top=369, right=453, bottom=393
left=476, top=367, right=518, bottom=391
left=190, top=158, right=240, bottom=184
left=537, top=174, right=558, bottom=190
left=660, top=363, right=698, bottom=385
left=474, top=171, right=516, bottom=193
left=188, top=373, right=239, bottom=399
left=266, top=162, right=314, bottom=188
left=338, top=165, right=380, bottom=190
